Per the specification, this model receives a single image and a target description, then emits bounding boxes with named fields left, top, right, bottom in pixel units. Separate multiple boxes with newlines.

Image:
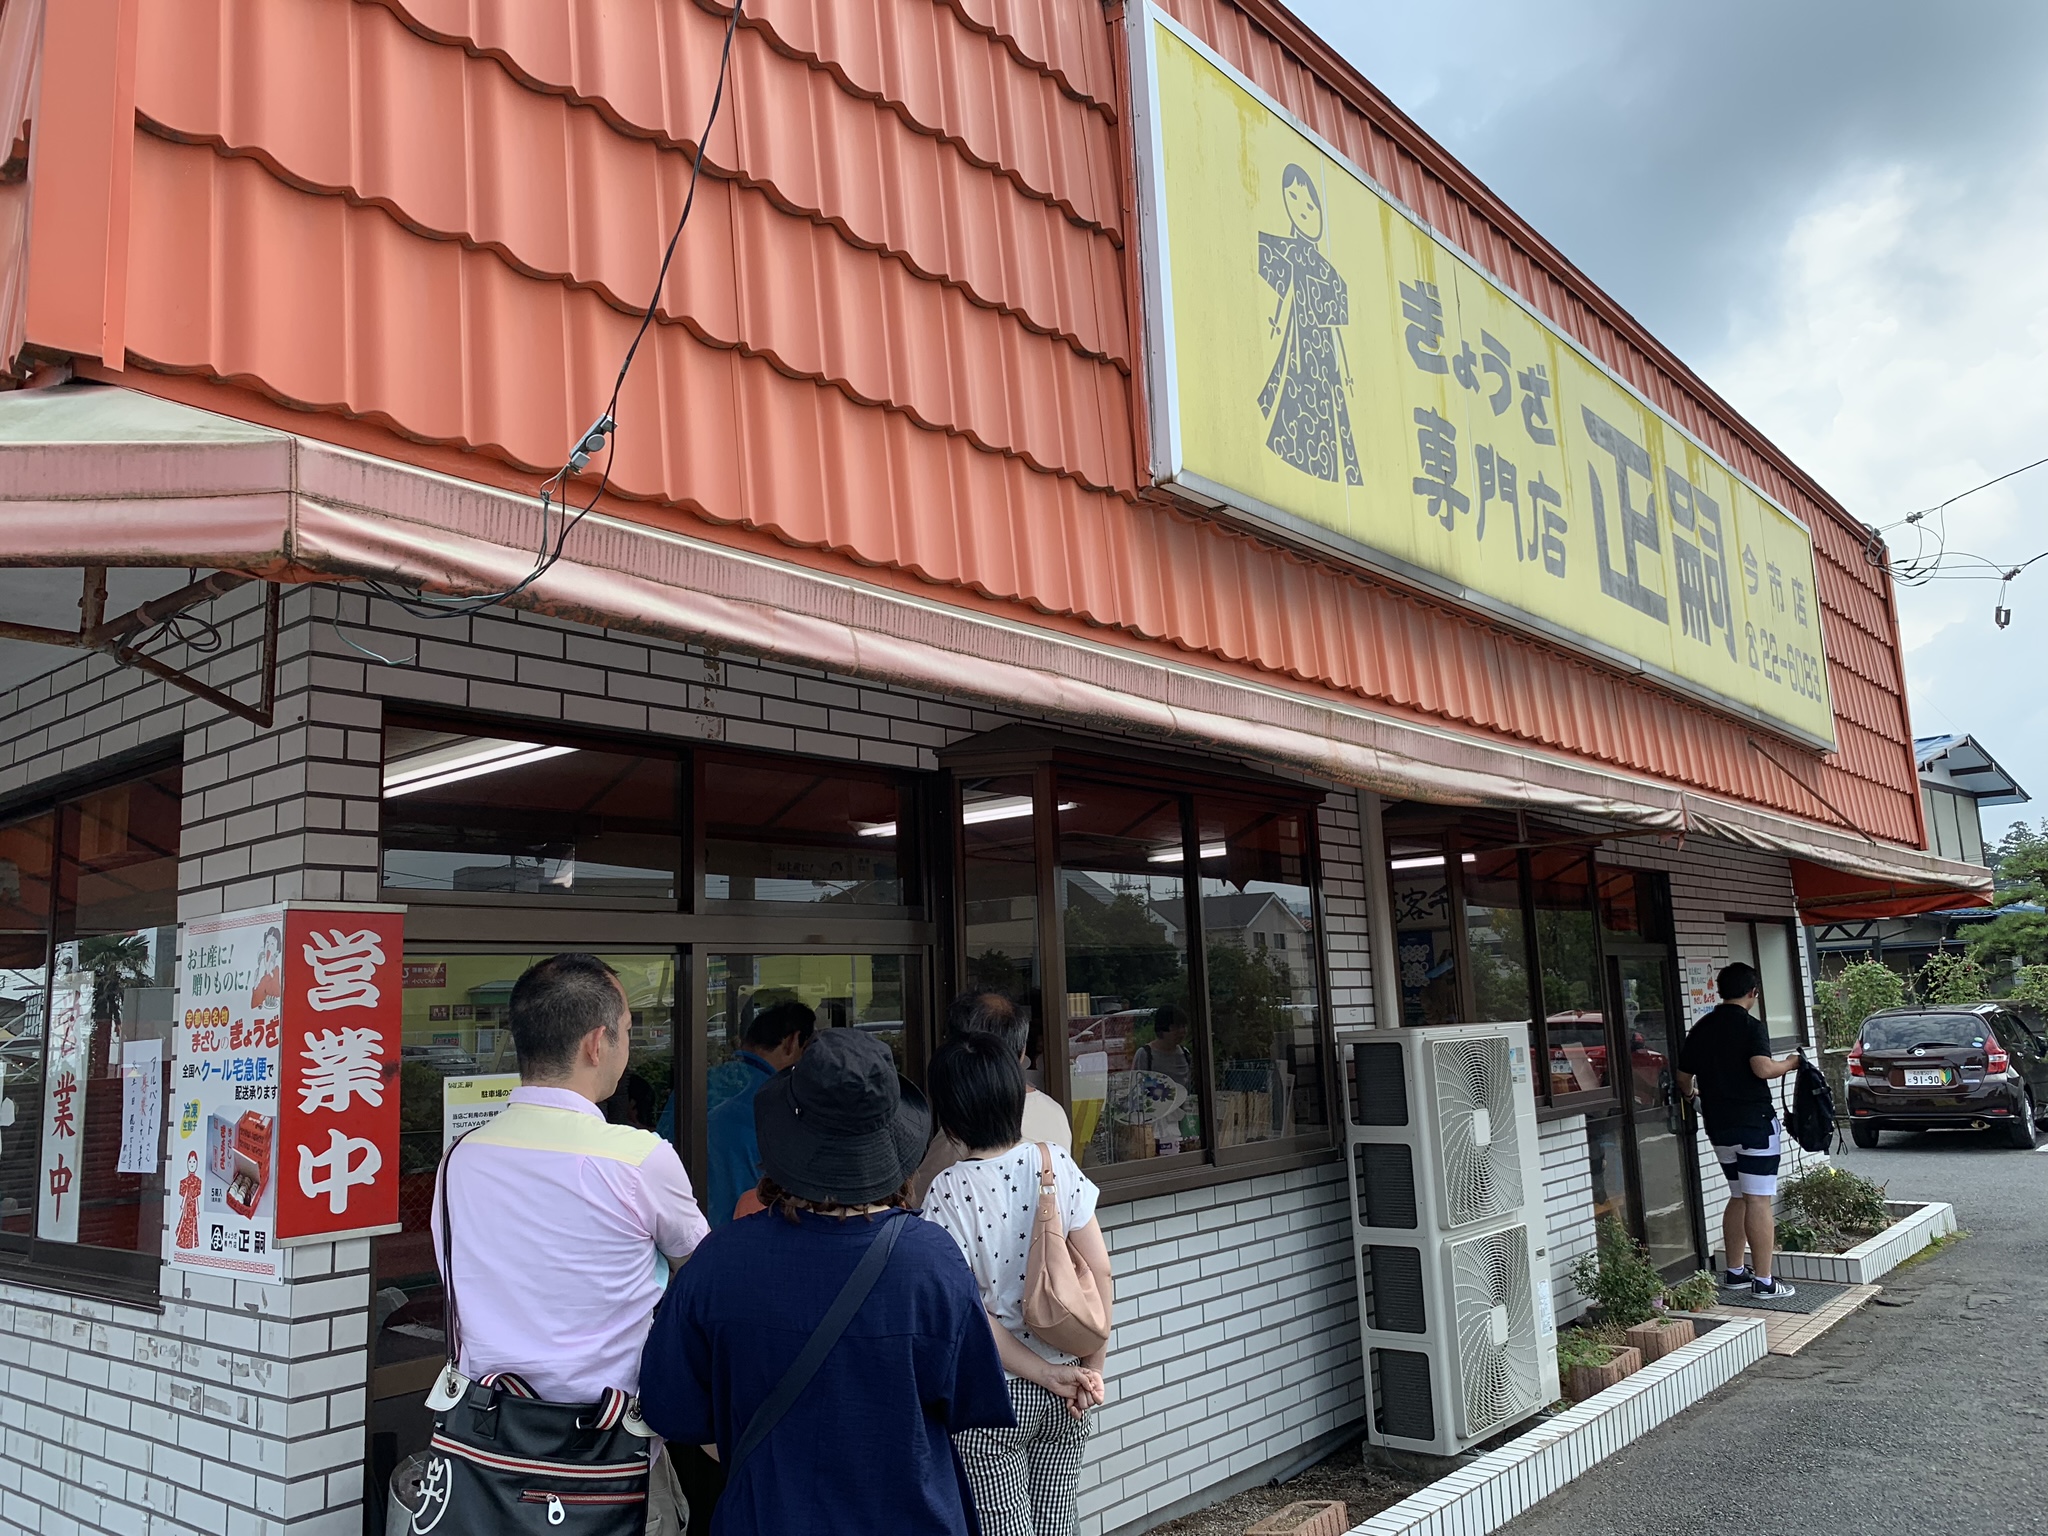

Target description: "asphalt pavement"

left=1501, top=1128, right=2048, bottom=1536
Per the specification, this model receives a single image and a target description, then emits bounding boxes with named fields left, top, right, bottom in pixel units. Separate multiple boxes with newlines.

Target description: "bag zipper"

left=520, top=1489, right=649, bottom=1523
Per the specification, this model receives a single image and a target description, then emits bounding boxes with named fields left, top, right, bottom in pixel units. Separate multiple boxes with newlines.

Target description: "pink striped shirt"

left=431, top=1086, right=709, bottom=1401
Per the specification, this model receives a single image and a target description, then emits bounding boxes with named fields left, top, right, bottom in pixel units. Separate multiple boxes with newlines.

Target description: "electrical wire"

left=344, top=0, right=745, bottom=639
left=1863, top=452, right=2048, bottom=626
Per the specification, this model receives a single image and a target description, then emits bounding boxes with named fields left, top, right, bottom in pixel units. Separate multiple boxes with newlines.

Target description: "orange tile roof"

left=0, top=0, right=1926, bottom=847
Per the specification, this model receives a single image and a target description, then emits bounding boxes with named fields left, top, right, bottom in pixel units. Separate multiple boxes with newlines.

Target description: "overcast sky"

left=1288, top=0, right=2048, bottom=846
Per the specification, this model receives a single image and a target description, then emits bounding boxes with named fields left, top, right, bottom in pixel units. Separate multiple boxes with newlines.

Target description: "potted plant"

left=1561, top=1219, right=1714, bottom=1395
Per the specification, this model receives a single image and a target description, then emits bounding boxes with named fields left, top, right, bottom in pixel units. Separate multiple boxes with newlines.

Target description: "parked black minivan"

left=1846, top=1003, right=2048, bottom=1149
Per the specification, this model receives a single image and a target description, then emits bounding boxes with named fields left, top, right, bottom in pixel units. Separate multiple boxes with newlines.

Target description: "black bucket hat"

left=754, top=1028, right=930, bottom=1205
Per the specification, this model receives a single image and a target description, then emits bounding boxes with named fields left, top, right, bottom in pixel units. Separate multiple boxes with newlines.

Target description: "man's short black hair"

left=945, top=989, right=1026, bottom=1060
left=743, top=999, right=817, bottom=1053
left=1718, top=962, right=1761, bottom=1001
left=507, top=954, right=623, bottom=1081
left=929, top=1033, right=1025, bottom=1153
left=1151, top=1003, right=1189, bottom=1039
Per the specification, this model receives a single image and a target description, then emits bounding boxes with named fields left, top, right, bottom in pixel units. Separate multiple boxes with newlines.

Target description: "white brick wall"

left=1082, top=1163, right=1360, bottom=1536
left=1539, top=1114, right=1595, bottom=1320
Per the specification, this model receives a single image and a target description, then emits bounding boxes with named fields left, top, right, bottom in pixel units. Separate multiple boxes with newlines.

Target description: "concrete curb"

left=1347, top=1316, right=1770, bottom=1536
left=1773, top=1199, right=1956, bottom=1285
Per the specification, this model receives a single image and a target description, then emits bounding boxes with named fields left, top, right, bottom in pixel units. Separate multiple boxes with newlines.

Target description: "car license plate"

left=1905, top=1068, right=1946, bottom=1087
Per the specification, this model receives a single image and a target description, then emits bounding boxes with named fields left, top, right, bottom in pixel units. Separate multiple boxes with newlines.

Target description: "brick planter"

left=1771, top=1200, right=1957, bottom=1285
left=1247, top=1501, right=1349, bottom=1536
left=1564, top=1344, right=1641, bottom=1402
left=1624, top=1317, right=1696, bottom=1363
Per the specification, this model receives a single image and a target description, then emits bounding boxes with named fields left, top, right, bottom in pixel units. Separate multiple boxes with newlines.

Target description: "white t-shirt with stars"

left=920, top=1140, right=1100, bottom=1366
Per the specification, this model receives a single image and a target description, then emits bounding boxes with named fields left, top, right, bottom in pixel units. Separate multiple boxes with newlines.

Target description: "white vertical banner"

left=36, top=943, right=91, bottom=1244
left=118, top=1038, right=165, bottom=1175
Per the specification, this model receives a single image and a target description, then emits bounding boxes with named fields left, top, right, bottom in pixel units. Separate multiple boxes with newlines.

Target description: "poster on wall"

left=168, top=903, right=405, bottom=1283
left=169, top=907, right=286, bottom=1281
left=1682, top=958, right=1718, bottom=1027
left=35, top=944, right=91, bottom=1244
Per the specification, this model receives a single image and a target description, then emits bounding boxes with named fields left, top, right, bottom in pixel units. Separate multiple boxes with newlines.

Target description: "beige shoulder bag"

left=1020, top=1142, right=1111, bottom=1357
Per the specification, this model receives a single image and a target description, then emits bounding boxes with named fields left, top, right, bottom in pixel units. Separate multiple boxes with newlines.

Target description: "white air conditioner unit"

left=1339, top=1022, right=1559, bottom=1456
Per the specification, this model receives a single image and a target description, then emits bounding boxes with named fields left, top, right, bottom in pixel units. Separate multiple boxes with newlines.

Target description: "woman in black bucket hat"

left=639, top=1028, right=1016, bottom=1535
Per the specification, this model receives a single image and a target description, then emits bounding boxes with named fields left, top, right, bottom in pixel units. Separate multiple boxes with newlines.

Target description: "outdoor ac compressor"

left=1339, top=1021, right=1561, bottom=1456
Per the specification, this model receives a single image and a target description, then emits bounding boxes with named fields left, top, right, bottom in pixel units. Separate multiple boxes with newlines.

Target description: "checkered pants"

left=954, top=1374, right=1094, bottom=1536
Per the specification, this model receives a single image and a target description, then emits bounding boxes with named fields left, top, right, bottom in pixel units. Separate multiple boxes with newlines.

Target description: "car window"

left=1998, top=1010, right=2047, bottom=1054
left=1858, top=1013, right=1989, bottom=1051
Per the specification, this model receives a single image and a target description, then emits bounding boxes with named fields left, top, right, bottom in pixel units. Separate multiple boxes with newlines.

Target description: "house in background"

left=1814, top=733, right=2031, bottom=976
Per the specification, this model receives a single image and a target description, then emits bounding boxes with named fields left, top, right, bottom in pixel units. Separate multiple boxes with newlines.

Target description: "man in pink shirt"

left=433, top=954, right=709, bottom=1406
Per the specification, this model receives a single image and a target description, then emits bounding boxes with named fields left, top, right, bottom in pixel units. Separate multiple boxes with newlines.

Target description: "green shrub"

left=1814, top=960, right=1907, bottom=1051
left=1569, top=1216, right=1665, bottom=1328
left=1663, top=1270, right=1720, bottom=1314
left=1782, top=1164, right=1889, bottom=1234
left=2009, top=964, right=2048, bottom=1014
left=1915, top=952, right=1988, bottom=1006
left=1774, top=1218, right=1833, bottom=1255
left=1555, top=1327, right=1617, bottom=1372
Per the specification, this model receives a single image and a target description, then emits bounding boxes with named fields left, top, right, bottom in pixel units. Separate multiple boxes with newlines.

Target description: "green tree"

left=2009, top=965, right=2048, bottom=1015
left=1968, top=821, right=2048, bottom=974
left=1062, top=892, right=1182, bottom=1009
left=1205, top=942, right=1291, bottom=1062
left=1915, top=951, right=1988, bottom=1006
left=1813, top=959, right=1906, bottom=1051
left=78, top=933, right=153, bottom=1028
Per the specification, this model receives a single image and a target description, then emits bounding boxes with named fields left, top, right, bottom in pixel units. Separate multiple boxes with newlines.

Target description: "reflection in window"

left=1463, top=849, right=1530, bottom=1026
left=1059, top=783, right=1197, bottom=1169
left=381, top=723, right=679, bottom=899
left=704, top=953, right=911, bottom=1093
left=1586, top=1113, right=1627, bottom=1225
left=1194, top=797, right=1326, bottom=1145
left=1533, top=850, right=1607, bottom=1096
left=1389, top=839, right=1461, bottom=1025
left=961, top=777, right=1042, bottom=1014
left=0, top=813, right=54, bottom=1239
left=1728, top=919, right=1804, bottom=1053
left=702, top=759, right=908, bottom=905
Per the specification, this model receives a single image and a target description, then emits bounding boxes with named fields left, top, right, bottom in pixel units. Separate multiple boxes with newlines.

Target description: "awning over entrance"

left=1788, top=858, right=1994, bottom=923
left=0, top=384, right=1994, bottom=918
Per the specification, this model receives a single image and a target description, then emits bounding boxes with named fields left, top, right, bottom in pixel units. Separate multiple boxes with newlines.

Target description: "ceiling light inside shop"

left=860, top=798, right=1075, bottom=838
left=383, top=739, right=578, bottom=798
left=1147, top=843, right=1228, bottom=863
left=1388, top=853, right=1479, bottom=871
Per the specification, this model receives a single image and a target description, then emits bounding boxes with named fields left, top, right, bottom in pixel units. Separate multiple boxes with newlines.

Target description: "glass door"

left=1611, top=953, right=1702, bottom=1277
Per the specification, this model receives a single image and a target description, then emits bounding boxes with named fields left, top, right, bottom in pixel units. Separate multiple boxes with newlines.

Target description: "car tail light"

left=1847, top=1040, right=1865, bottom=1078
left=1986, top=1034, right=2009, bottom=1074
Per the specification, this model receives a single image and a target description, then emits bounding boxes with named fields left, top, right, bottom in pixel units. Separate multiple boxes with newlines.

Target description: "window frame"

left=1725, top=913, right=1811, bottom=1052
left=1378, top=807, right=1626, bottom=1120
left=0, top=751, right=183, bottom=1306
left=938, top=731, right=1340, bottom=1202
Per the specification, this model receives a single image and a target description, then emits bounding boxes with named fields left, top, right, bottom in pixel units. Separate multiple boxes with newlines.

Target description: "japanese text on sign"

left=1134, top=9, right=1835, bottom=746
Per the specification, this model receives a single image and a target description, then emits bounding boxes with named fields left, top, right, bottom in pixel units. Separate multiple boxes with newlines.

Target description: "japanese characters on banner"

left=1132, top=8, right=1836, bottom=748
left=168, top=904, right=403, bottom=1283
left=276, top=908, right=403, bottom=1242
left=35, top=945, right=91, bottom=1244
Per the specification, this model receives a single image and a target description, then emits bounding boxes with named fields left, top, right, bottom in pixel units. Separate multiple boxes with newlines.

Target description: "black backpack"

left=1786, top=1057, right=1837, bottom=1153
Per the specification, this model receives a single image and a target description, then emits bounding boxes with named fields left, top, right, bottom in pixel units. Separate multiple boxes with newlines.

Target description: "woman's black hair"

left=928, top=1032, right=1026, bottom=1153
left=1280, top=162, right=1322, bottom=210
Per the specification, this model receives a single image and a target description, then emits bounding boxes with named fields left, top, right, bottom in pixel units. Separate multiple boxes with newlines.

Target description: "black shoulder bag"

left=405, top=1141, right=655, bottom=1535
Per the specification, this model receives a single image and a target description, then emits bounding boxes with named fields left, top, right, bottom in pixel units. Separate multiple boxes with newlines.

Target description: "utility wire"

left=341, top=0, right=745, bottom=646
left=1863, top=452, right=2048, bottom=627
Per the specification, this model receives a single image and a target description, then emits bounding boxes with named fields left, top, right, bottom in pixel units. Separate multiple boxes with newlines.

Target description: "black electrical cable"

left=349, top=0, right=745, bottom=631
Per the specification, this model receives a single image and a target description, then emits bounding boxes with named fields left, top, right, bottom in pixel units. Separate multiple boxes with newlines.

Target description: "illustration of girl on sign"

left=1257, top=163, right=1362, bottom=485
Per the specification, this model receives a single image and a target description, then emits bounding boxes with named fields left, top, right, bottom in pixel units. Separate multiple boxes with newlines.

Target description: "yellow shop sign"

left=1129, top=6, right=1835, bottom=748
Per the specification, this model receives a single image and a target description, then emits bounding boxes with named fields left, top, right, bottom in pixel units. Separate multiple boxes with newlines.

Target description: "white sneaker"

left=1750, top=1278, right=1796, bottom=1299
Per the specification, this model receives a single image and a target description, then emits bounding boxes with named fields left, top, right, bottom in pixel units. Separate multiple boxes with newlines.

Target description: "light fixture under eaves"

left=383, top=739, right=578, bottom=798
left=1388, top=852, right=1480, bottom=871
left=1148, top=843, right=1228, bottom=864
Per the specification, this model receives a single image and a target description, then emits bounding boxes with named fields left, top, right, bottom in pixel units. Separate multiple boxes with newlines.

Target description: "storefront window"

left=381, top=720, right=680, bottom=899
left=1463, top=849, right=1530, bottom=1026
left=1389, top=836, right=1460, bottom=1026
left=1058, top=782, right=1198, bottom=1169
left=1727, top=917, right=1806, bottom=1053
left=960, top=776, right=1041, bottom=1011
left=0, top=813, right=54, bottom=1243
left=701, top=757, right=910, bottom=906
left=703, top=952, right=914, bottom=1091
left=0, top=767, right=179, bottom=1283
left=1533, top=850, right=1607, bottom=1098
left=1195, top=797, right=1327, bottom=1145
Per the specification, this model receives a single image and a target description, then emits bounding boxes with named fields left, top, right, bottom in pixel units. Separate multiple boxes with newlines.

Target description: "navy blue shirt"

left=639, top=1207, right=1014, bottom=1536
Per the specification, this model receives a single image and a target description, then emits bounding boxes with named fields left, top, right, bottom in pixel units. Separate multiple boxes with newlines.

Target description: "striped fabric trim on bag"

left=429, top=1434, right=649, bottom=1481
left=480, top=1372, right=539, bottom=1398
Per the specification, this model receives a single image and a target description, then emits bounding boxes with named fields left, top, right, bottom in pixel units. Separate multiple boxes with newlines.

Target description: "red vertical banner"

left=275, top=907, right=404, bottom=1241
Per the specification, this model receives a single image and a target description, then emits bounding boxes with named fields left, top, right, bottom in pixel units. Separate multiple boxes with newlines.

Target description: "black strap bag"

left=405, top=1143, right=655, bottom=1535
left=1786, top=1056, right=1838, bottom=1154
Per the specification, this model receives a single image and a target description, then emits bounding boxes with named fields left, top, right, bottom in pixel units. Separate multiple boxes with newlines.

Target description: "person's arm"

left=636, top=1271, right=714, bottom=1447
left=1674, top=1069, right=1696, bottom=1099
left=643, top=1141, right=712, bottom=1262
left=1749, top=1050, right=1802, bottom=1080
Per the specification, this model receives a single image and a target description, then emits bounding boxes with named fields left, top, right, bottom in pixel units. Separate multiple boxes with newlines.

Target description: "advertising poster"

left=1682, top=958, right=1718, bottom=1028
left=275, top=907, right=404, bottom=1243
left=36, top=944, right=90, bottom=1244
left=169, top=907, right=285, bottom=1280
left=442, top=1074, right=520, bottom=1145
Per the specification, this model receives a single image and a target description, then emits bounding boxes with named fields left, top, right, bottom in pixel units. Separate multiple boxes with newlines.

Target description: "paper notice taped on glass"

left=119, top=1038, right=165, bottom=1175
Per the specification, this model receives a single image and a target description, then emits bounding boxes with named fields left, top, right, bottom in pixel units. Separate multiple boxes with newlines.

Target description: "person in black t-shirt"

left=1677, top=962, right=1804, bottom=1299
